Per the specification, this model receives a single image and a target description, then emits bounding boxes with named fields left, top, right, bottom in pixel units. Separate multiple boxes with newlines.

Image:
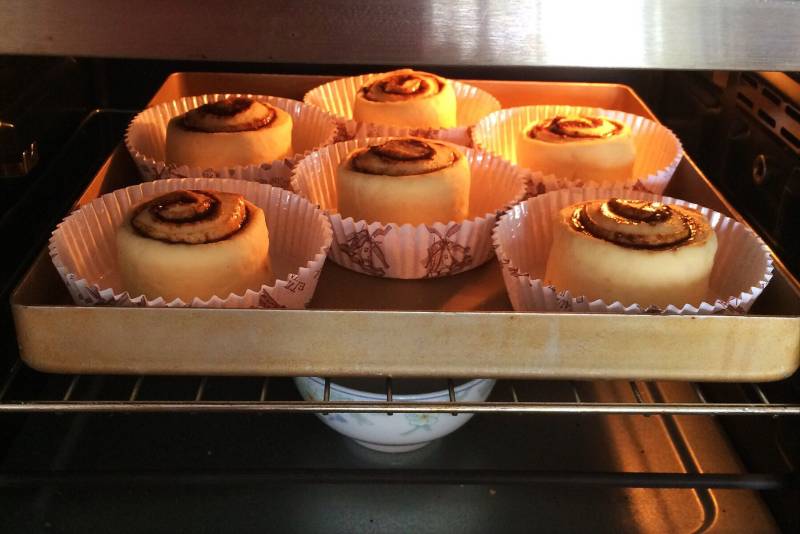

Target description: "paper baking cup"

left=493, top=187, right=773, bottom=315
left=49, top=178, right=332, bottom=308
left=292, top=137, right=529, bottom=279
left=125, top=94, right=338, bottom=189
left=472, top=106, right=683, bottom=194
left=303, top=73, right=500, bottom=146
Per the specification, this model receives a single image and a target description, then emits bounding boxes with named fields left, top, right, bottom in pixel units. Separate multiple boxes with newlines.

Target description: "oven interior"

left=1, top=57, right=799, bottom=533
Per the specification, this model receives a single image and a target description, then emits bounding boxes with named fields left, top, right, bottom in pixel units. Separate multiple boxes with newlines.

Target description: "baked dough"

left=517, top=115, right=635, bottom=184
left=117, top=190, right=271, bottom=301
left=336, top=137, right=470, bottom=225
left=165, top=97, right=292, bottom=168
left=352, top=69, right=457, bottom=129
left=544, top=198, right=717, bottom=307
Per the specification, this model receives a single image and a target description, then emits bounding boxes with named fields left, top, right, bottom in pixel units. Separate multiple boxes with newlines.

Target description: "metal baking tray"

left=10, top=73, right=800, bottom=380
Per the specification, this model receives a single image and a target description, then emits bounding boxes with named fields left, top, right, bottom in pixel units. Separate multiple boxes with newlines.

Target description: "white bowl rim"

left=297, top=376, right=493, bottom=401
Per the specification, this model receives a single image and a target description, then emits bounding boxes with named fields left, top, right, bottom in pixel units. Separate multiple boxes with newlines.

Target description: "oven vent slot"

left=736, top=74, right=800, bottom=155
left=758, top=110, right=776, bottom=128
left=736, top=92, right=754, bottom=109
left=741, top=73, right=759, bottom=88
left=787, top=105, right=800, bottom=126
left=781, top=128, right=800, bottom=150
left=761, top=88, right=781, bottom=106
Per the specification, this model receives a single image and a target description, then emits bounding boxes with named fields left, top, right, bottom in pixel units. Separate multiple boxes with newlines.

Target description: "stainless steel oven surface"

left=1, top=3, right=799, bottom=533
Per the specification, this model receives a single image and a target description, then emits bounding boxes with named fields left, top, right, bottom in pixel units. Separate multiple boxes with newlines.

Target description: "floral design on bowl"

left=293, top=377, right=496, bottom=453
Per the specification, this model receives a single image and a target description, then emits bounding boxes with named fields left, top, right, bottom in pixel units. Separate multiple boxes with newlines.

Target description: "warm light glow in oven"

left=430, top=1, right=656, bottom=67
left=537, top=2, right=648, bottom=67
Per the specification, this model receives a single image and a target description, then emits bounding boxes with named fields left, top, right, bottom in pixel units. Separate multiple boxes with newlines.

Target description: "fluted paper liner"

left=292, top=138, right=528, bottom=279
left=493, top=187, right=773, bottom=315
left=125, top=94, right=338, bottom=189
left=50, top=178, right=333, bottom=308
left=303, top=73, right=500, bottom=146
left=472, top=106, right=683, bottom=194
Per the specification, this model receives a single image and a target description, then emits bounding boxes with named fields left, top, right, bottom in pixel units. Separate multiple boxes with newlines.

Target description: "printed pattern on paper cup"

left=338, top=225, right=392, bottom=277
left=423, top=225, right=473, bottom=278
left=292, top=137, right=528, bottom=279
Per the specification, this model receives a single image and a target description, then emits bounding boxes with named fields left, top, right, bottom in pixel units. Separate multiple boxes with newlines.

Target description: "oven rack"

left=2, top=358, right=798, bottom=495
left=1, top=359, right=798, bottom=416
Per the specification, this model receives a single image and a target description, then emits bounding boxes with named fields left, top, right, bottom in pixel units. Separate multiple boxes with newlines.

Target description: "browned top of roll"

left=348, top=137, right=460, bottom=176
left=358, top=69, right=447, bottom=103
left=569, top=198, right=708, bottom=249
left=528, top=115, right=626, bottom=143
left=180, top=97, right=276, bottom=133
left=130, top=190, right=250, bottom=244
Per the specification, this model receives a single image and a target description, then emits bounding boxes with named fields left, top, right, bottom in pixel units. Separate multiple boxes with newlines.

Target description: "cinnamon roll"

left=117, top=190, right=271, bottom=301
left=165, top=97, right=292, bottom=168
left=352, top=69, right=457, bottom=129
left=517, top=115, right=635, bottom=183
left=336, top=137, right=470, bottom=225
left=544, top=198, right=717, bottom=307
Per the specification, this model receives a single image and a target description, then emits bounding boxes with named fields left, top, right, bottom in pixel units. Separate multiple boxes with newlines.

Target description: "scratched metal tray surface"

left=10, top=73, right=800, bottom=380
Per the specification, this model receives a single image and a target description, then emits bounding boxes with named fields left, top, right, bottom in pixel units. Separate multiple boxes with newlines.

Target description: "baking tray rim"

left=9, top=73, right=800, bottom=380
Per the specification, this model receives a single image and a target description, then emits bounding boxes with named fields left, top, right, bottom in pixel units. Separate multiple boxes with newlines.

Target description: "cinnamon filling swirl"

left=360, top=70, right=445, bottom=102
left=350, top=138, right=459, bottom=176
left=570, top=198, right=696, bottom=249
left=131, top=190, right=250, bottom=244
left=180, top=97, right=276, bottom=133
left=528, top=115, right=625, bottom=143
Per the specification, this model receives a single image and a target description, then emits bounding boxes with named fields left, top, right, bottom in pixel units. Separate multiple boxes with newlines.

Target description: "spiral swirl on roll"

left=570, top=198, right=702, bottom=249
left=181, top=97, right=276, bottom=133
left=349, top=138, right=460, bottom=176
left=131, top=190, right=249, bottom=244
left=359, top=69, right=447, bottom=102
left=528, top=115, right=626, bottom=143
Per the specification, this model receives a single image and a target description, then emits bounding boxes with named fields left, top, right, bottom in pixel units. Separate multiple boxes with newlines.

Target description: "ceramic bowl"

left=294, top=377, right=496, bottom=453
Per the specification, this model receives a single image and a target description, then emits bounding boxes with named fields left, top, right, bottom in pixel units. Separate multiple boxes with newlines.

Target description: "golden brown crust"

left=130, top=190, right=249, bottom=244
left=568, top=198, right=710, bottom=250
left=358, top=70, right=446, bottom=103
left=180, top=97, right=276, bottom=133
left=528, top=115, right=626, bottom=143
left=349, top=138, right=460, bottom=177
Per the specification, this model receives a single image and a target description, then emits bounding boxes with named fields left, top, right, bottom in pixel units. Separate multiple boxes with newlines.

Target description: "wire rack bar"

left=691, top=383, right=709, bottom=404
left=750, top=383, right=771, bottom=405
left=62, top=375, right=81, bottom=401
left=0, top=400, right=798, bottom=415
left=258, top=378, right=269, bottom=402
left=630, top=381, right=646, bottom=404
left=386, top=377, right=393, bottom=416
left=0, top=360, right=22, bottom=401
left=0, top=469, right=792, bottom=491
left=194, top=377, right=207, bottom=402
left=129, top=376, right=144, bottom=401
left=0, top=361, right=798, bottom=416
left=570, top=381, right=582, bottom=404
